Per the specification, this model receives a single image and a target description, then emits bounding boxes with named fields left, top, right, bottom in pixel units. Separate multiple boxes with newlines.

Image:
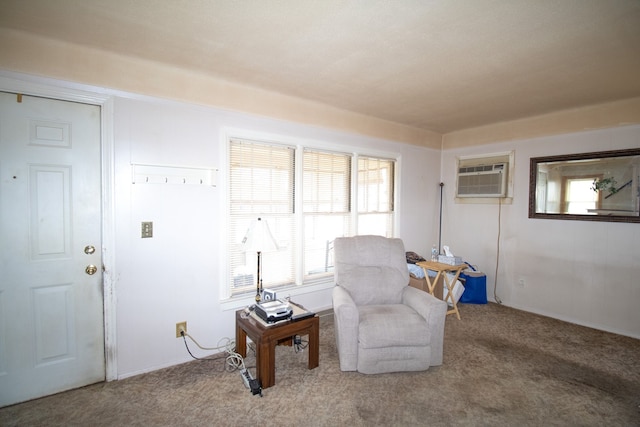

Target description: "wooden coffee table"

left=235, top=309, right=319, bottom=389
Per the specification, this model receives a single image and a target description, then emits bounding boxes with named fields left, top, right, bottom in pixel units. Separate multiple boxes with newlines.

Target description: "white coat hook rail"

left=131, top=164, right=218, bottom=186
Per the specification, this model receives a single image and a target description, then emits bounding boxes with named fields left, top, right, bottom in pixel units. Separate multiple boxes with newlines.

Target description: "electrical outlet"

left=175, top=321, right=187, bottom=338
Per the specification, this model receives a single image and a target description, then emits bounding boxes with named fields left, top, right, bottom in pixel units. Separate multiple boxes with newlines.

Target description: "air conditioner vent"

left=459, top=163, right=504, bottom=174
left=456, top=162, right=507, bottom=198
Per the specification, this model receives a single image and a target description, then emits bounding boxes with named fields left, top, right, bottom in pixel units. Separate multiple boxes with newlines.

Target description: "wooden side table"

left=235, top=309, right=319, bottom=389
left=416, top=260, right=467, bottom=320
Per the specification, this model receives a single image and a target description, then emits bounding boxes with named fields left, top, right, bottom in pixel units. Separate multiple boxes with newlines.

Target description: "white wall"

left=5, top=70, right=637, bottom=381
left=441, top=125, right=640, bottom=339
left=112, top=95, right=442, bottom=378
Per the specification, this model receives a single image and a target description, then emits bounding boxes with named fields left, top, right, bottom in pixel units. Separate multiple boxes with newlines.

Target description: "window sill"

left=220, top=280, right=335, bottom=312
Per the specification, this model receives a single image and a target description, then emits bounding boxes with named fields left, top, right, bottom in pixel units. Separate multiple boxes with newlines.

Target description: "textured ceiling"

left=1, top=0, right=640, bottom=134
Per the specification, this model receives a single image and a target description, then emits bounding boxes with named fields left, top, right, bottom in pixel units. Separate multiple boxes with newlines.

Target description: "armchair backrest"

left=334, top=235, right=409, bottom=305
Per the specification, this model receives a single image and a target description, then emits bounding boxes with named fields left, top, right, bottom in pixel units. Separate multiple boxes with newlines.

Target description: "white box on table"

left=438, top=255, right=463, bottom=265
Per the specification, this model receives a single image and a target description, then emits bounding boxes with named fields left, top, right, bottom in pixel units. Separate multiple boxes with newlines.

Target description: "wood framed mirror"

left=529, top=148, right=640, bottom=223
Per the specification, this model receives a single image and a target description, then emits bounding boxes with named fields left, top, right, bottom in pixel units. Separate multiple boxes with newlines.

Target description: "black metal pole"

left=438, top=182, right=444, bottom=255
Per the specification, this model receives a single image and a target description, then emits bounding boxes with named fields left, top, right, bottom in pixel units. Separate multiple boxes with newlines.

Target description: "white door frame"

left=0, top=71, right=118, bottom=381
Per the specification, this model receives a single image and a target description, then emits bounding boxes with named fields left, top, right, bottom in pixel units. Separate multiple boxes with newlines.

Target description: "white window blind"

left=228, top=139, right=295, bottom=295
left=303, top=149, right=351, bottom=278
left=357, top=157, right=395, bottom=237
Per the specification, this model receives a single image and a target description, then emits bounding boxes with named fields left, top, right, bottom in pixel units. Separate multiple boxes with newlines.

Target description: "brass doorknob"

left=85, top=265, right=98, bottom=275
left=84, top=245, right=96, bottom=255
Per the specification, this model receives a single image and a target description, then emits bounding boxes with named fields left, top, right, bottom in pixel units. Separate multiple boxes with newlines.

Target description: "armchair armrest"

left=402, top=286, right=447, bottom=365
left=332, top=285, right=359, bottom=371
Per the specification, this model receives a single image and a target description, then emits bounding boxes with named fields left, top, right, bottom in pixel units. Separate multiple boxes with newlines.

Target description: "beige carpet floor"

left=1, top=303, right=639, bottom=426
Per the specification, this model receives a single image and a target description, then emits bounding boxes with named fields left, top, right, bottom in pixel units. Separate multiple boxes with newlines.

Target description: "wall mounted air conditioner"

left=456, top=163, right=507, bottom=198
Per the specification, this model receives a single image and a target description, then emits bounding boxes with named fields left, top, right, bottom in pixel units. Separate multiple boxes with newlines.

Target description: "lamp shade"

left=241, top=218, right=278, bottom=253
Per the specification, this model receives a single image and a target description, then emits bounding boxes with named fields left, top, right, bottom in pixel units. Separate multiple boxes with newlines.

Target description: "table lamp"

left=241, top=218, right=278, bottom=302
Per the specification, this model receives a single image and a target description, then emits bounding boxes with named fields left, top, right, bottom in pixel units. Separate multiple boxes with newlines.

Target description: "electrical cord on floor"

left=180, top=329, right=262, bottom=396
left=494, top=197, right=503, bottom=304
left=180, top=331, right=255, bottom=373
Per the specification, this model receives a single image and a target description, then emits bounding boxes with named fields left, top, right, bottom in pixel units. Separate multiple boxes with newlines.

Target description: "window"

left=228, top=138, right=295, bottom=295
left=562, top=177, right=599, bottom=214
left=357, top=157, right=394, bottom=236
left=227, top=136, right=396, bottom=297
left=303, top=149, right=351, bottom=279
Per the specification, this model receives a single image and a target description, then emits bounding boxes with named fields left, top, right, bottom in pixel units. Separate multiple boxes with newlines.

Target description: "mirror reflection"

left=529, top=149, right=640, bottom=223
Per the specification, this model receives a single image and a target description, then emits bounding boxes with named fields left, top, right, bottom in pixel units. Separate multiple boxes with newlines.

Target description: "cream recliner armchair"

left=332, top=235, right=447, bottom=374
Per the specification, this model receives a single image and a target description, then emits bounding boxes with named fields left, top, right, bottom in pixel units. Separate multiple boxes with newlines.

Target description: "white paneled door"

left=0, top=92, right=104, bottom=406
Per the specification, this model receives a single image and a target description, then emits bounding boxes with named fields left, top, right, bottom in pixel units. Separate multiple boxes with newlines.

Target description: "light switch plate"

left=141, top=221, right=153, bottom=238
